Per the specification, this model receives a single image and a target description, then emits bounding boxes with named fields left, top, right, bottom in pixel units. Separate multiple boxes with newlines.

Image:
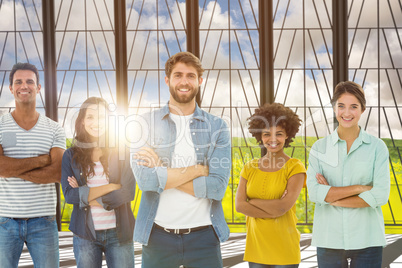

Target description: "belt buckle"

left=163, top=227, right=192, bottom=235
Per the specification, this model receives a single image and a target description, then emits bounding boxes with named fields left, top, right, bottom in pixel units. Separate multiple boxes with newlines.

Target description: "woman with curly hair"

left=236, top=103, right=306, bottom=268
left=61, top=97, right=135, bottom=267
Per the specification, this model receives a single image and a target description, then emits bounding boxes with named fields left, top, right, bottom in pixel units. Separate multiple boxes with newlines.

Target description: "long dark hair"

left=72, top=97, right=110, bottom=180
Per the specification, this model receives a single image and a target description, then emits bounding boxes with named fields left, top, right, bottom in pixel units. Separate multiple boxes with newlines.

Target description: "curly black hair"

left=248, top=103, right=302, bottom=147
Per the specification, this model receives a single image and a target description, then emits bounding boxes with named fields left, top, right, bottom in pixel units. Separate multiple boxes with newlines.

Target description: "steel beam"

left=186, top=0, right=201, bottom=106
left=332, top=0, right=348, bottom=85
left=114, top=0, right=128, bottom=115
left=42, top=0, right=61, bottom=231
left=259, top=0, right=274, bottom=157
left=259, top=0, right=274, bottom=106
left=332, top=0, right=348, bottom=129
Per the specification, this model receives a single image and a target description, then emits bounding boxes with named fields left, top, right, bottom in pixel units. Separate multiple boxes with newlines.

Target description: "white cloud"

left=1, top=0, right=400, bottom=140
left=200, top=1, right=231, bottom=29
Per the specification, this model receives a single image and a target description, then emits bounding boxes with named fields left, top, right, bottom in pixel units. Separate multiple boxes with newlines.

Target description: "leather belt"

left=154, top=223, right=210, bottom=235
left=12, top=217, right=37, bottom=221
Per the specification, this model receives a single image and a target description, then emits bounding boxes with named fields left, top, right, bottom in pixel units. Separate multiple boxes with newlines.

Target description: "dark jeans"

left=317, top=246, right=383, bottom=268
left=73, top=228, right=134, bottom=268
left=142, top=225, right=222, bottom=268
left=249, top=262, right=299, bottom=268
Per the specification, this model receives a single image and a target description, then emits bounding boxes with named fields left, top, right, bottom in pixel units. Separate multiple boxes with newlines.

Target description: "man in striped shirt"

left=0, top=63, right=66, bottom=268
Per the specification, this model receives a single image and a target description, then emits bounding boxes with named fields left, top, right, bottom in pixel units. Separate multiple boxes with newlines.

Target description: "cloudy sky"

left=0, top=0, right=401, bottom=141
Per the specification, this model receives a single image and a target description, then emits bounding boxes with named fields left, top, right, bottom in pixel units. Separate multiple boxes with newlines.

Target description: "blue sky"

left=0, top=0, right=401, bottom=139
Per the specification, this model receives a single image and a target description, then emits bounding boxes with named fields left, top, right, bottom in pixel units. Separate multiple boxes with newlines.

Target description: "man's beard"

left=169, top=84, right=199, bottom=104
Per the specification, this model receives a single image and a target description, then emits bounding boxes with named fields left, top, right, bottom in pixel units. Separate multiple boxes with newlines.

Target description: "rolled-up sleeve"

left=131, top=158, right=167, bottom=193
left=102, top=157, right=136, bottom=210
left=61, top=150, right=90, bottom=208
left=307, top=143, right=331, bottom=205
left=130, top=112, right=168, bottom=193
left=193, top=120, right=231, bottom=201
left=78, top=185, right=90, bottom=208
left=358, top=140, right=390, bottom=208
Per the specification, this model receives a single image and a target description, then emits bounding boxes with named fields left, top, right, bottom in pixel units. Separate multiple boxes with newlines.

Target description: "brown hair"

left=165, top=52, right=204, bottom=78
left=9, top=62, right=40, bottom=85
left=72, top=97, right=110, bottom=180
left=248, top=103, right=302, bottom=147
left=331, top=81, right=366, bottom=111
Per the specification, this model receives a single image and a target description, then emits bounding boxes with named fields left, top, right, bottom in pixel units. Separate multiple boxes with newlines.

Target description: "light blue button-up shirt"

left=307, top=128, right=390, bottom=250
left=131, top=103, right=231, bottom=246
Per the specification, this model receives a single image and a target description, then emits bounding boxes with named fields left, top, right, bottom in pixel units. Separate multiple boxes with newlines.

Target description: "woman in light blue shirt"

left=307, top=81, right=390, bottom=268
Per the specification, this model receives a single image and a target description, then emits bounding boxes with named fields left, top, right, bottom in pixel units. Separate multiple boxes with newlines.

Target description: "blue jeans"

left=73, top=228, right=134, bottom=268
left=0, top=216, right=59, bottom=268
left=249, top=262, right=299, bottom=268
left=142, top=225, right=222, bottom=268
left=317, top=247, right=383, bottom=268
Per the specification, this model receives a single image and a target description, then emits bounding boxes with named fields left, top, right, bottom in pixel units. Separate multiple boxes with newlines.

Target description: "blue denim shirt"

left=61, top=148, right=135, bottom=243
left=131, top=103, right=231, bottom=245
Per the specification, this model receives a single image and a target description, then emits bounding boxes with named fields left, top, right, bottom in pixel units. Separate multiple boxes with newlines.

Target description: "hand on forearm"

left=89, top=199, right=102, bottom=207
left=316, top=173, right=373, bottom=203
left=68, top=176, right=79, bottom=188
left=331, top=195, right=370, bottom=208
left=37, top=154, right=51, bottom=167
left=14, top=148, right=64, bottom=184
left=134, top=147, right=163, bottom=168
left=248, top=199, right=286, bottom=217
left=324, top=185, right=372, bottom=203
left=165, top=164, right=209, bottom=190
left=236, top=200, right=276, bottom=218
left=0, top=154, right=51, bottom=178
left=19, top=162, right=61, bottom=184
left=176, top=181, right=195, bottom=196
left=88, top=183, right=121, bottom=202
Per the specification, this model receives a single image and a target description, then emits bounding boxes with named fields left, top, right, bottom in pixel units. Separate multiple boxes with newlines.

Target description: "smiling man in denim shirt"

left=131, top=52, right=231, bottom=268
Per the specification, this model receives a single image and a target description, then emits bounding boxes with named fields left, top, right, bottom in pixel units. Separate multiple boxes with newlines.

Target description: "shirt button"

left=211, top=214, right=214, bottom=217
left=196, top=148, right=199, bottom=151
left=192, top=132, right=195, bottom=135
left=190, top=120, right=193, bottom=123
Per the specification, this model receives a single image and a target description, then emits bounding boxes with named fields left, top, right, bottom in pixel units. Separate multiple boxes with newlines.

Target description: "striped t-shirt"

left=0, top=113, right=66, bottom=218
left=87, top=162, right=116, bottom=230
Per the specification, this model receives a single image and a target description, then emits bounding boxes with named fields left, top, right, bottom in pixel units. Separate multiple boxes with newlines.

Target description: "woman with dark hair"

left=61, top=97, right=135, bottom=268
left=307, top=81, right=390, bottom=268
left=235, top=103, right=306, bottom=268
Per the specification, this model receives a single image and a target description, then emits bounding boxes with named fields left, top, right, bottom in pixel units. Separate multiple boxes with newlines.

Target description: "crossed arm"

left=0, top=145, right=64, bottom=183
left=67, top=176, right=121, bottom=207
left=315, top=173, right=371, bottom=208
left=134, top=147, right=208, bottom=196
left=61, top=150, right=122, bottom=208
left=235, top=173, right=305, bottom=219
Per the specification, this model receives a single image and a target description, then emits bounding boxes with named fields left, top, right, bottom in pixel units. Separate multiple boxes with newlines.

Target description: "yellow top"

left=241, top=158, right=306, bottom=265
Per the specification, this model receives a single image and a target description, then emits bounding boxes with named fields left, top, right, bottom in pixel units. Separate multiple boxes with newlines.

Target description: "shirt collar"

left=331, top=127, right=371, bottom=145
left=160, top=102, right=205, bottom=122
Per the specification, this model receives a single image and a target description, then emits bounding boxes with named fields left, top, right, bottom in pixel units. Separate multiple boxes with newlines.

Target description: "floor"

left=17, top=233, right=402, bottom=267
